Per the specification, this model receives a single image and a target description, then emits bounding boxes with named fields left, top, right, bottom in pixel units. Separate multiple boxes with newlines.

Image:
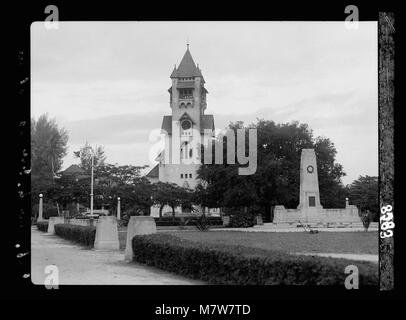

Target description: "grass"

left=131, top=233, right=378, bottom=285
left=165, top=231, right=378, bottom=255
left=118, top=229, right=377, bottom=255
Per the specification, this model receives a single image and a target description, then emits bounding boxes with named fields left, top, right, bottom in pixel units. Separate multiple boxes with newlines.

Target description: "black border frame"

left=10, top=1, right=401, bottom=303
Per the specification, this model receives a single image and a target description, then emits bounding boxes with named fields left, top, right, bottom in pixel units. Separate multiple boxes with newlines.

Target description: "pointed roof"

left=170, top=48, right=203, bottom=78
left=63, top=164, right=85, bottom=175
left=161, top=114, right=215, bottom=135
left=145, top=164, right=159, bottom=179
left=179, top=112, right=195, bottom=124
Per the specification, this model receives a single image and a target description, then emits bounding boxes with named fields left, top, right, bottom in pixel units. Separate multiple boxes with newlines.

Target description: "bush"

left=36, top=221, right=49, bottom=232
left=54, top=224, right=96, bottom=247
left=131, top=233, right=378, bottom=286
left=229, top=213, right=255, bottom=228
left=120, top=206, right=145, bottom=227
left=359, top=210, right=375, bottom=231
left=190, top=214, right=211, bottom=231
left=154, top=216, right=223, bottom=227
left=32, top=202, right=59, bottom=219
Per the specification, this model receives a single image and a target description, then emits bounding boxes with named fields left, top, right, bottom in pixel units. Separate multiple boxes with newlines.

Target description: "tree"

left=151, top=182, right=190, bottom=218
left=197, top=119, right=347, bottom=221
left=46, top=174, right=89, bottom=211
left=315, top=137, right=347, bottom=208
left=31, top=114, right=68, bottom=208
left=73, top=142, right=106, bottom=174
left=193, top=184, right=219, bottom=214
left=347, top=175, right=379, bottom=221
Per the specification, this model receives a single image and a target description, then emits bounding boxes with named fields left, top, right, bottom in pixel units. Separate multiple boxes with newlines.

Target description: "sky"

left=31, top=21, right=378, bottom=185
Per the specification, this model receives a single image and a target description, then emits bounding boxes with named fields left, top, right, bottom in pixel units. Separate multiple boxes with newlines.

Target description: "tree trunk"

left=171, top=206, right=176, bottom=221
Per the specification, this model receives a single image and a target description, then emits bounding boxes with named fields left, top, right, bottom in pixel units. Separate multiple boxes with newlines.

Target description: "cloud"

left=32, top=21, right=378, bottom=185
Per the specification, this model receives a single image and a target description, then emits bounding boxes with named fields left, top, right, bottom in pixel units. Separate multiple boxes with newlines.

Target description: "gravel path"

left=31, top=227, right=203, bottom=285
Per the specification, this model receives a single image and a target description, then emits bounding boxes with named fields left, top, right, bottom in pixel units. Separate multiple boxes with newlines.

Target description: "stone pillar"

left=94, top=216, right=119, bottom=250
left=124, top=216, right=156, bottom=262
left=297, top=149, right=323, bottom=210
left=117, top=197, right=121, bottom=220
left=38, top=194, right=44, bottom=222
left=47, top=217, right=65, bottom=234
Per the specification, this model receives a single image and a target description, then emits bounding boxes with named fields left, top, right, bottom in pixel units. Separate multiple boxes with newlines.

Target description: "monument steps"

left=254, top=222, right=378, bottom=229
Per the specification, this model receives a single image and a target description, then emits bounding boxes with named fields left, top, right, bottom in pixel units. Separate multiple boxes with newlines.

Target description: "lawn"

left=165, top=231, right=378, bottom=255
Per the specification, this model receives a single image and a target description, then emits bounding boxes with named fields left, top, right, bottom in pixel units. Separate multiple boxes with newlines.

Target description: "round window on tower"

left=182, top=120, right=192, bottom=130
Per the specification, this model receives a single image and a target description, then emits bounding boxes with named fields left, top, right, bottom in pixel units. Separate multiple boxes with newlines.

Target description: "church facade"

left=146, top=46, right=217, bottom=216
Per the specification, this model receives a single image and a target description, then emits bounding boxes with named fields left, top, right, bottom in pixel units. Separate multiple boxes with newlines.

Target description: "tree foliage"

left=197, top=119, right=347, bottom=219
left=31, top=114, right=69, bottom=208
left=73, top=142, right=106, bottom=174
left=151, top=182, right=192, bottom=218
left=346, top=175, right=379, bottom=220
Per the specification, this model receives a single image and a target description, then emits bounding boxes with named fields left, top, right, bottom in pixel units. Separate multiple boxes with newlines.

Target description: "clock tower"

left=147, top=45, right=215, bottom=195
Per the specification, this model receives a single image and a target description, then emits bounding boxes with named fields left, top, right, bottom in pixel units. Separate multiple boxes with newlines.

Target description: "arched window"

left=181, top=141, right=191, bottom=160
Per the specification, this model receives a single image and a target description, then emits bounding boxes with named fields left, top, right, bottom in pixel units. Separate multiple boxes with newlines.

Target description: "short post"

left=117, top=197, right=121, bottom=220
left=94, top=216, right=120, bottom=250
left=47, top=217, right=65, bottom=234
left=38, top=194, right=44, bottom=222
left=345, top=197, right=349, bottom=208
left=256, top=214, right=263, bottom=225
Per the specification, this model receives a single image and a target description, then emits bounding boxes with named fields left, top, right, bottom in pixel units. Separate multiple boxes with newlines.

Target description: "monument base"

left=274, top=205, right=361, bottom=224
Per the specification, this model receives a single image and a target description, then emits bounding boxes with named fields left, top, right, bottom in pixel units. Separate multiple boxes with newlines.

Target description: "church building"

left=146, top=45, right=216, bottom=216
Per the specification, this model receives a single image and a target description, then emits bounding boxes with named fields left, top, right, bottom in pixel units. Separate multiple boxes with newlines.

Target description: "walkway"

left=31, top=227, right=203, bottom=285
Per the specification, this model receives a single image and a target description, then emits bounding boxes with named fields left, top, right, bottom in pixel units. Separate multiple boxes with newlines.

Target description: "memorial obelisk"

left=297, top=149, right=323, bottom=222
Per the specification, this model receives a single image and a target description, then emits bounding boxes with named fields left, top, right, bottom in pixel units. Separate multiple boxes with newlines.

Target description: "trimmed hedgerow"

left=228, top=213, right=255, bottom=228
left=131, top=233, right=378, bottom=286
left=54, top=224, right=96, bottom=247
left=36, top=221, right=49, bottom=232
left=154, top=217, right=223, bottom=227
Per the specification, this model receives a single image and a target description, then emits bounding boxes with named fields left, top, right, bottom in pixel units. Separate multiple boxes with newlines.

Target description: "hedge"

left=228, top=213, right=255, bottom=228
left=36, top=221, right=49, bottom=232
left=54, top=224, right=96, bottom=247
left=154, top=216, right=223, bottom=227
left=32, top=203, right=59, bottom=219
left=132, top=233, right=378, bottom=286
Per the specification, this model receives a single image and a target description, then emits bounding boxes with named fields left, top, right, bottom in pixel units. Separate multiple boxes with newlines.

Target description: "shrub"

left=229, top=213, right=255, bottom=228
left=36, top=221, right=49, bottom=232
left=359, top=210, right=375, bottom=231
left=120, top=206, right=145, bottom=227
left=154, top=216, right=223, bottom=227
left=32, top=202, right=59, bottom=219
left=131, top=233, right=378, bottom=286
left=54, top=224, right=96, bottom=247
left=190, top=214, right=211, bottom=231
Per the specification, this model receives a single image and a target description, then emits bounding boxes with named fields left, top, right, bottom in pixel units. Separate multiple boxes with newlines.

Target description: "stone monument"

left=274, top=148, right=361, bottom=225
left=297, top=149, right=324, bottom=222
